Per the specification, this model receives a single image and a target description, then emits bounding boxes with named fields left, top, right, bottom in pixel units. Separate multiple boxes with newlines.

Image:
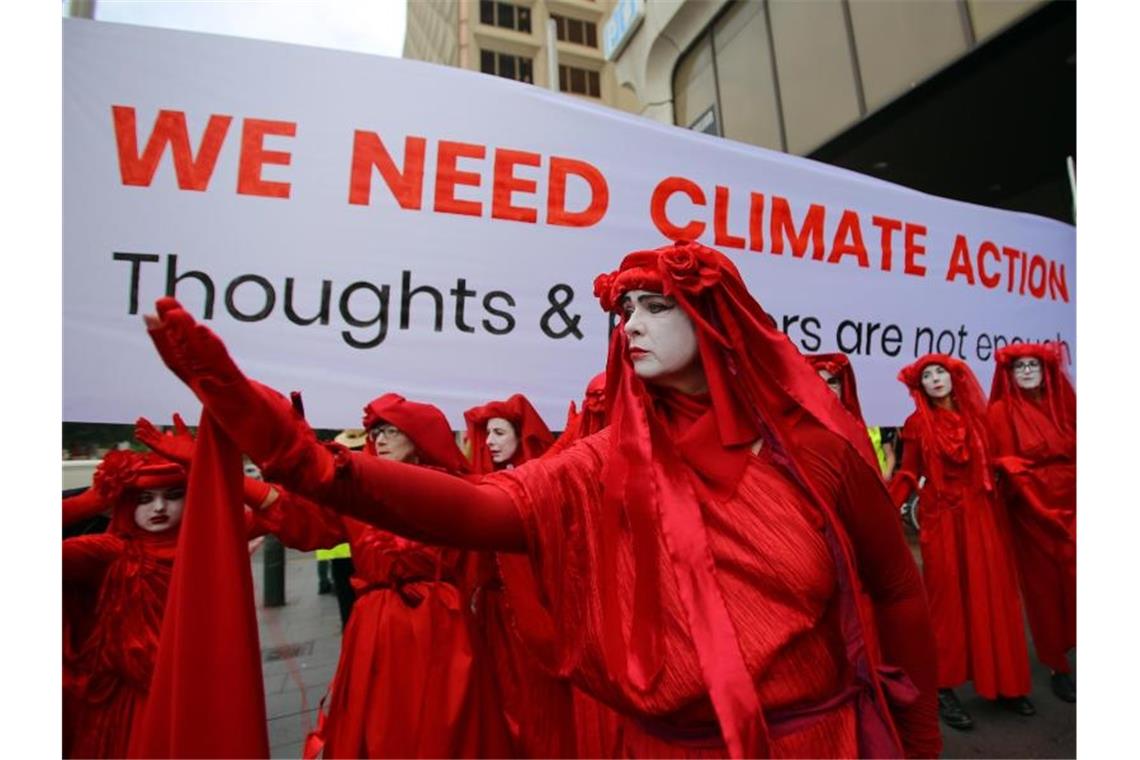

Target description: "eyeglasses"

left=1011, top=360, right=1042, bottom=373
left=368, top=425, right=403, bottom=441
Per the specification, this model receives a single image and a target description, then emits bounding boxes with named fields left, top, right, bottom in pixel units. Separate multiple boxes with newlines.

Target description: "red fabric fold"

left=127, top=412, right=269, bottom=758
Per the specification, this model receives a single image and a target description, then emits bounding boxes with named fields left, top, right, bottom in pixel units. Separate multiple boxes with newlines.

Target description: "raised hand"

left=142, top=298, right=334, bottom=491
left=135, top=413, right=196, bottom=466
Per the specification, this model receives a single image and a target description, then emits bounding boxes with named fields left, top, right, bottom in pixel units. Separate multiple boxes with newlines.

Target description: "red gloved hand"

left=143, top=298, right=334, bottom=491
left=135, top=413, right=196, bottom=466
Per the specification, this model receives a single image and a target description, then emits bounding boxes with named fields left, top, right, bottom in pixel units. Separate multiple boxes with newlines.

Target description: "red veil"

left=549, top=372, right=609, bottom=457
left=897, top=354, right=993, bottom=496
left=808, top=352, right=867, bottom=427
left=64, top=452, right=186, bottom=758
left=463, top=394, right=554, bottom=474
left=363, top=393, right=471, bottom=472
left=590, top=241, right=936, bottom=757
left=989, top=341, right=1075, bottom=451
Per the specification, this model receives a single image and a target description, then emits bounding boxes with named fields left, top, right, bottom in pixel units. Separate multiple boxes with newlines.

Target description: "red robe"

left=464, top=394, right=579, bottom=757
left=253, top=489, right=512, bottom=758
left=63, top=533, right=175, bottom=759
left=891, top=408, right=1032, bottom=696
left=987, top=394, right=1076, bottom=672
left=483, top=410, right=927, bottom=758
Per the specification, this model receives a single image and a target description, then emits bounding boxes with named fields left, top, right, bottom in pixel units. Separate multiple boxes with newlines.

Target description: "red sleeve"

left=62, top=488, right=108, bottom=528
left=246, top=485, right=347, bottom=551
left=298, top=448, right=527, bottom=552
left=62, top=533, right=124, bottom=585
left=888, top=417, right=924, bottom=506
left=790, top=423, right=941, bottom=758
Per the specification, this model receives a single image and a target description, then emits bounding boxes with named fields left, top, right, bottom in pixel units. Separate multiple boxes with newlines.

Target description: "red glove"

left=135, top=413, right=196, bottom=466
left=144, top=297, right=334, bottom=492
left=62, top=488, right=109, bottom=528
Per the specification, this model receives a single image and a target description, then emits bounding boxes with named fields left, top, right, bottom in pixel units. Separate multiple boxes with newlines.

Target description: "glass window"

left=551, top=14, right=598, bottom=48
left=588, top=70, right=600, bottom=97
left=480, top=0, right=494, bottom=26
left=499, top=53, right=516, bottom=79
left=518, top=7, right=531, bottom=34
left=568, top=18, right=584, bottom=44
left=497, top=3, right=515, bottom=29
left=559, top=65, right=568, bottom=91
left=673, top=35, right=718, bottom=134
left=480, top=49, right=495, bottom=74
left=713, top=0, right=783, bottom=150
left=586, top=23, right=597, bottom=48
left=519, top=57, right=533, bottom=84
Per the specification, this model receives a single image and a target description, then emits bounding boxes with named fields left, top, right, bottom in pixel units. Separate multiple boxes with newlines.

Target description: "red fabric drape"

left=890, top=354, right=1032, bottom=697
left=987, top=341, right=1076, bottom=672
left=127, top=413, right=269, bottom=758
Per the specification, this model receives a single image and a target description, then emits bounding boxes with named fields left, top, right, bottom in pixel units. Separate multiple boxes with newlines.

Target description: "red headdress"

left=361, top=393, right=470, bottom=474
left=897, top=353, right=993, bottom=494
left=92, top=449, right=187, bottom=544
left=552, top=372, right=609, bottom=456
left=990, top=341, right=1076, bottom=446
left=463, top=394, right=554, bottom=474
left=807, top=352, right=867, bottom=427
left=592, top=240, right=908, bottom=757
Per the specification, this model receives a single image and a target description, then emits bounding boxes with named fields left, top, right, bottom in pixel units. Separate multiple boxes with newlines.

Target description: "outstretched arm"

left=143, top=298, right=525, bottom=552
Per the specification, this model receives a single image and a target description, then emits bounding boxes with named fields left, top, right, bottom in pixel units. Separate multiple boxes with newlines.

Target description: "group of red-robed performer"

left=62, top=239, right=1074, bottom=758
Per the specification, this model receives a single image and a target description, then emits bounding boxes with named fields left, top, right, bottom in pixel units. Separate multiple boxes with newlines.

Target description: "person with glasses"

left=890, top=355, right=1034, bottom=731
left=987, top=343, right=1076, bottom=703
left=244, top=394, right=513, bottom=758
left=139, top=241, right=941, bottom=759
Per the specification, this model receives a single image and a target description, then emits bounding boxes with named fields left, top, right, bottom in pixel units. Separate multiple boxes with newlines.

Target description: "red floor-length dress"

left=63, top=454, right=182, bottom=759
left=254, top=493, right=512, bottom=758
left=891, top=354, right=1032, bottom=698
left=464, top=394, right=579, bottom=757
left=987, top=342, right=1076, bottom=673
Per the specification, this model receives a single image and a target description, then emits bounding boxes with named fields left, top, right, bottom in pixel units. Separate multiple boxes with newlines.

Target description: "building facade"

left=404, top=0, right=640, bottom=111
left=406, top=1, right=1074, bottom=222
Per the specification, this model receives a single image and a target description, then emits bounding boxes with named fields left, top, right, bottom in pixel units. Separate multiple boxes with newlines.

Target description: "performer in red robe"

left=463, top=395, right=580, bottom=757
left=62, top=452, right=186, bottom=759
left=142, top=240, right=941, bottom=758
left=555, top=371, right=608, bottom=452
left=250, top=393, right=512, bottom=758
left=987, top=342, right=1076, bottom=702
left=890, top=354, right=1034, bottom=730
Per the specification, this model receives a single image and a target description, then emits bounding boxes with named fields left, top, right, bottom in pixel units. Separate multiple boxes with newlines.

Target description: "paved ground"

left=250, top=533, right=1075, bottom=759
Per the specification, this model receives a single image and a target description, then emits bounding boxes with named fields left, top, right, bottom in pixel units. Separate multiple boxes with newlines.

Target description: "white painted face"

left=1011, top=357, right=1044, bottom=391
left=920, top=364, right=953, bottom=399
left=368, top=423, right=417, bottom=463
left=485, top=417, right=519, bottom=465
left=621, top=290, right=702, bottom=389
left=818, top=369, right=843, bottom=400
left=134, top=486, right=186, bottom=533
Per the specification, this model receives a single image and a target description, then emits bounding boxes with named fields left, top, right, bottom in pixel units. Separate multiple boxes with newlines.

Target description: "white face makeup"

left=920, top=364, right=953, bottom=399
left=134, top=486, right=186, bottom=533
left=485, top=417, right=519, bottom=465
left=818, top=369, right=843, bottom=400
left=621, top=290, right=704, bottom=392
left=368, top=423, right=417, bottom=463
left=1011, top=357, right=1043, bottom=391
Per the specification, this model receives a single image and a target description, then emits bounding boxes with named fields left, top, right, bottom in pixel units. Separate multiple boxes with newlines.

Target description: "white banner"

left=64, top=19, right=1076, bottom=429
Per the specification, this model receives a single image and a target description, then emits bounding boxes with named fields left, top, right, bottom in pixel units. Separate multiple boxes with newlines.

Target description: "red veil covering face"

left=892, top=353, right=1032, bottom=699
left=575, top=241, right=938, bottom=757
left=463, top=394, right=555, bottom=473
left=987, top=342, right=1076, bottom=674
left=63, top=451, right=186, bottom=759
left=808, top=353, right=867, bottom=427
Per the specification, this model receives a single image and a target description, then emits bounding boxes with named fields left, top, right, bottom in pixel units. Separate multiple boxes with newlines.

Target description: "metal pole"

left=262, top=534, right=286, bottom=607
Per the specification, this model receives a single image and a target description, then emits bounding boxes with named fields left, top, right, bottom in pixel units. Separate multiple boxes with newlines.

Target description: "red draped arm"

left=62, top=488, right=108, bottom=529
left=888, top=417, right=924, bottom=506
left=298, top=450, right=527, bottom=553
left=792, top=424, right=941, bottom=758
left=62, top=533, right=124, bottom=586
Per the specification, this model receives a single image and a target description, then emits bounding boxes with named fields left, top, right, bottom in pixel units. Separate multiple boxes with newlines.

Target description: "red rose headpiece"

left=92, top=450, right=187, bottom=537
left=807, top=352, right=867, bottom=427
